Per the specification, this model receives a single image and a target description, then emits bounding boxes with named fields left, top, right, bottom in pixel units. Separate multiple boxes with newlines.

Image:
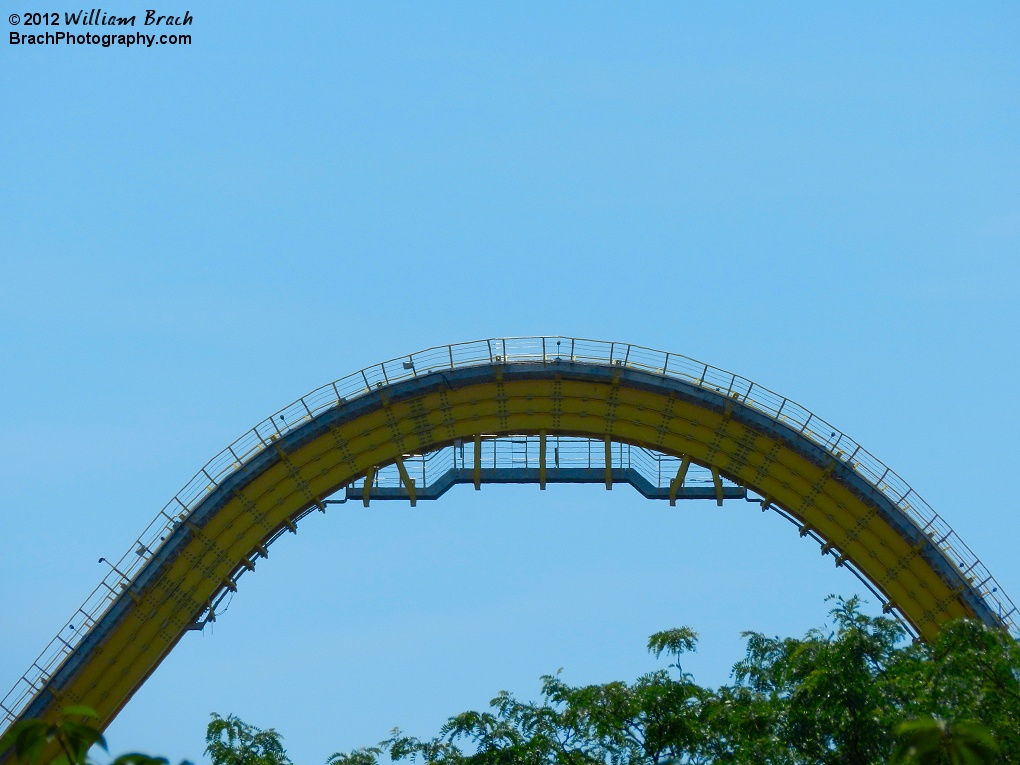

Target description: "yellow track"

left=3, top=338, right=1012, bottom=743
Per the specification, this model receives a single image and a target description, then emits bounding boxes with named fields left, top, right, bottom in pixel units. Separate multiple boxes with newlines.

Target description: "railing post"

left=7, top=335, right=1018, bottom=739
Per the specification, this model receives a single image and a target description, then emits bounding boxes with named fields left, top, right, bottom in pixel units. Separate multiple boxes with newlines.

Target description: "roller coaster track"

left=2, top=336, right=1016, bottom=740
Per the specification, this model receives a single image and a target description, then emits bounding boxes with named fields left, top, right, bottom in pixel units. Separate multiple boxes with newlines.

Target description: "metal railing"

left=2, top=336, right=1016, bottom=731
left=354, top=436, right=731, bottom=493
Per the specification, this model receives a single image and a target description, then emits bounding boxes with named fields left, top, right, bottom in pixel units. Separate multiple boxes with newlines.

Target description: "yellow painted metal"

left=28, top=376, right=979, bottom=740
left=711, top=467, right=723, bottom=507
left=362, top=466, right=375, bottom=507
left=394, top=456, right=417, bottom=507
left=669, top=456, right=691, bottom=506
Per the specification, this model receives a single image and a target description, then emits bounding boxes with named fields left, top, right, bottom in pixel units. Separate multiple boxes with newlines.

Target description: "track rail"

left=2, top=336, right=1015, bottom=733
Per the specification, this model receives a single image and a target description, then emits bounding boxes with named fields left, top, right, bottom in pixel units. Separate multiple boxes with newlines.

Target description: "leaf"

left=58, top=706, right=100, bottom=720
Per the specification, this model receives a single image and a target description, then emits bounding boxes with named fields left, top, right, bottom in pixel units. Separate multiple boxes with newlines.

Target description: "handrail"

left=2, top=336, right=1016, bottom=731
left=357, top=436, right=728, bottom=491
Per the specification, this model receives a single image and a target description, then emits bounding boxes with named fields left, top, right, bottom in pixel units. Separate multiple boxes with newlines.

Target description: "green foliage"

left=327, top=746, right=384, bottom=765
left=0, top=706, right=106, bottom=765
left=8, top=599, right=1015, bottom=765
left=205, top=714, right=291, bottom=765
left=726, top=595, right=908, bottom=764
left=0, top=706, right=180, bottom=765
left=647, top=628, right=699, bottom=674
left=326, top=597, right=1020, bottom=765
left=889, top=718, right=998, bottom=765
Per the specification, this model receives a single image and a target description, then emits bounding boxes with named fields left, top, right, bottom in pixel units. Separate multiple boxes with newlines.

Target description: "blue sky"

left=1, top=2, right=1018, bottom=763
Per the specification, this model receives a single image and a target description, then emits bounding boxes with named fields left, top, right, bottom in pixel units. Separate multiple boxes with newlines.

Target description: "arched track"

left=2, top=336, right=1016, bottom=739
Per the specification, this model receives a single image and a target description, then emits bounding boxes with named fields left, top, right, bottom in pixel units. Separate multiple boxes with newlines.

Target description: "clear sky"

left=2, top=3, right=1018, bottom=763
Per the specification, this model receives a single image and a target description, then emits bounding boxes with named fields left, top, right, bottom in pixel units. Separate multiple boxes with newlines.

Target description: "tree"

left=325, top=598, right=1020, bottom=765
left=205, top=714, right=291, bottom=765
left=726, top=595, right=908, bottom=765
left=889, top=718, right=998, bottom=765
left=0, top=705, right=106, bottom=765
left=11, top=599, right=1015, bottom=765
left=899, top=619, right=1020, bottom=760
left=0, top=705, right=175, bottom=765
